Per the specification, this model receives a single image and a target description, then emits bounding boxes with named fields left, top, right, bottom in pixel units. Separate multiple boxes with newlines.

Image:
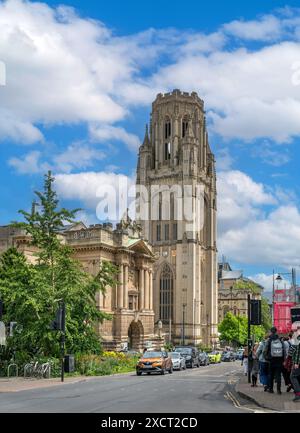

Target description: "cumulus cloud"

left=8, top=142, right=106, bottom=174
left=2, top=1, right=300, bottom=147
left=218, top=205, right=300, bottom=267
left=89, top=125, right=140, bottom=152
left=217, top=170, right=276, bottom=234
left=249, top=273, right=291, bottom=291
left=8, top=150, right=49, bottom=174
left=55, top=171, right=135, bottom=221
left=223, top=15, right=282, bottom=41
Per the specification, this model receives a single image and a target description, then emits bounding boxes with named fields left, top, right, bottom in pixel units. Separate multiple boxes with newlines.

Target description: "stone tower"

left=136, top=89, right=218, bottom=347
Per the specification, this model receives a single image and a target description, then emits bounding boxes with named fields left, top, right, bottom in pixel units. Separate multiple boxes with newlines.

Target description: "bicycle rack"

left=7, top=363, right=18, bottom=378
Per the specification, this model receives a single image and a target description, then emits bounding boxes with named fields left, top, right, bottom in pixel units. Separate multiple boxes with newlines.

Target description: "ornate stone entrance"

left=128, top=320, right=144, bottom=350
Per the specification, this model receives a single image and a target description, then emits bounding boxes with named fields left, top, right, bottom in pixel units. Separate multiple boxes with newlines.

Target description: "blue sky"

left=1, top=0, right=300, bottom=291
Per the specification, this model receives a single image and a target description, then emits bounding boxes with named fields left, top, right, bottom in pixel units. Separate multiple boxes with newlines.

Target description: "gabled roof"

left=127, top=238, right=154, bottom=256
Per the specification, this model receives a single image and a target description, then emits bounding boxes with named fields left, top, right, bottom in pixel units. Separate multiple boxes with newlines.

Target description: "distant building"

left=218, top=262, right=262, bottom=322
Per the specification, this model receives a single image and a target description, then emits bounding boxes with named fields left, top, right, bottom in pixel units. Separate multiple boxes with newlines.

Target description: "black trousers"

left=268, top=361, right=283, bottom=391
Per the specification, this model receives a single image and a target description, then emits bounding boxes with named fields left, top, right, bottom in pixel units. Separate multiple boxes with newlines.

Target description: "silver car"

left=168, top=352, right=186, bottom=371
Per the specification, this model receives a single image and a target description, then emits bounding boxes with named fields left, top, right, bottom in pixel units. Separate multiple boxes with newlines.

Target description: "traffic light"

left=250, top=300, right=262, bottom=325
left=50, top=303, right=65, bottom=331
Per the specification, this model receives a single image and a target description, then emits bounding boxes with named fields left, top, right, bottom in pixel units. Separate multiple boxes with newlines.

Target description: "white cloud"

left=2, top=1, right=300, bottom=147
left=89, top=125, right=140, bottom=152
left=53, top=143, right=106, bottom=173
left=8, top=150, right=49, bottom=174
left=223, top=15, right=282, bottom=41
left=219, top=205, right=300, bottom=267
left=55, top=171, right=135, bottom=220
left=249, top=273, right=291, bottom=291
left=8, top=143, right=106, bottom=174
left=217, top=170, right=276, bottom=234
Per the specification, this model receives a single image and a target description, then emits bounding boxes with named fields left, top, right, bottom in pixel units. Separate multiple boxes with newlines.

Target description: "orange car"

left=136, top=351, right=173, bottom=375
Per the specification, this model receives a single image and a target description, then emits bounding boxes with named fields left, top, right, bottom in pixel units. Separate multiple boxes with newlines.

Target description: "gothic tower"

left=136, top=89, right=218, bottom=347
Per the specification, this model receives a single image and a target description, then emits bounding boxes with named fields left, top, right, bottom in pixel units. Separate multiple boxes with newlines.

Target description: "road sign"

left=0, top=321, right=6, bottom=346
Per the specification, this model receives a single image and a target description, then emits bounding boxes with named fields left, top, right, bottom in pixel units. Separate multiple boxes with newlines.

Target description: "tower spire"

left=142, top=123, right=150, bottom=147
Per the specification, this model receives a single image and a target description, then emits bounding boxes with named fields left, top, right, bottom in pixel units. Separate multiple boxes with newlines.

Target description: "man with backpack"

left=263, top=327, right=285, bottom=394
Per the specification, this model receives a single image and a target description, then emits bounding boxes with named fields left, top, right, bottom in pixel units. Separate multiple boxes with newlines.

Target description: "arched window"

left=160, top=264, right=174, bottom=322
left=165, top=118, right=171, bottom=139
left=182, top=116, right=189, bottom=138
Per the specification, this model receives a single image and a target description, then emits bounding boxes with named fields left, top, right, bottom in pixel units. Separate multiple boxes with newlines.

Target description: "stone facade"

left=0, top=222, right=161, bottom=351
left=136, top=89, right=218, bottom=347
left=218, top=262, right=262, bottom=322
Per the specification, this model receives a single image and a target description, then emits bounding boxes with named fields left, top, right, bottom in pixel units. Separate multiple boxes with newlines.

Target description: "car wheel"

left=147, top=372, right=151, bottom=375
left=136, top=371, right=142, bottom=376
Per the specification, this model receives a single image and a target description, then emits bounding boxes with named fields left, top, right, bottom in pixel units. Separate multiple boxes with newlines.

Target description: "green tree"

left=218, top=313, right=265, bottom=346
left=2, top=171, right=118, bottom=360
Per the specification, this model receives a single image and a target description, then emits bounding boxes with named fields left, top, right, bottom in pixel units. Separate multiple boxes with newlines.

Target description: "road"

left=0, top=362, right=254, bottom=413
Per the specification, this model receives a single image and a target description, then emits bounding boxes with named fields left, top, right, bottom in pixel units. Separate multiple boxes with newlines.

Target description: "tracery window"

left=160, top=264, right=174, bottom=322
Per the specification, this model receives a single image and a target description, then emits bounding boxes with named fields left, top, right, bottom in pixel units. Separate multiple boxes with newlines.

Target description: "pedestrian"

left=290, top=327, right=300, bottom=402
left=282, top=334, right=293, bottom=393
left=264, top=326, right=285, bottom=394
left=255, top=334, right=270, bottom=391
left=251, top=343, right=259, bottom=387
left=241, top=346, right=248, bottom=376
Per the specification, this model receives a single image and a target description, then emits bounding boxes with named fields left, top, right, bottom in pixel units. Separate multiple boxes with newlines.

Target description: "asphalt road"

left=0, top=362, right=249, bottom=413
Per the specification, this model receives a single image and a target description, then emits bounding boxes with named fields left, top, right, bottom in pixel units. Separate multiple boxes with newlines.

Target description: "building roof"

left=220, top=270, right=243, bottom=280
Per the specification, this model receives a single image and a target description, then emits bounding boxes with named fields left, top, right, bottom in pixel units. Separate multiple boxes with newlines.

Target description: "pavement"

left=0, top=376, right=89, bottom=393
left=0, top=362, right=249, bottom=413
left=235, top=373, right=300, bottom=412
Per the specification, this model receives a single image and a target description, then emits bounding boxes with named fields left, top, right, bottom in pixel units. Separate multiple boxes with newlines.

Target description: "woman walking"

left=251, top=343, right=259, bottom=387
left=242, top=346, right=248, bottom=376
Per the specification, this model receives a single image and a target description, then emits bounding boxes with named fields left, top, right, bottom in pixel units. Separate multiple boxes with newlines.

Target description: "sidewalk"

left=236, top=374, right=300, bottom=412
left=0, top=376, right=88, bottom=393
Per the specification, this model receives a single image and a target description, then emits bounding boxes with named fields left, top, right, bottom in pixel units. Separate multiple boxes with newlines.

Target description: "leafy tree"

left=2, top=171, right=118, bottom=360
left=218, top=312, right=266, bottom=346
left=233, top=279, right=262, bottom=295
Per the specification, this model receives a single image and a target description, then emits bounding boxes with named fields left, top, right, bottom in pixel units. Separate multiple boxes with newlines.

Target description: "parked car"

left=174, top=347, right=200, bottom=368
left=236, top=349, right=244, bottom=361
left=208, top=351, right=222, bottom=364
left=168, top=352, right=186, bottom=370
left=198, top=351, right=210, bottom=366
left=136, top=351, right=173, bottom=375
left=221, top=351, right=235, bottom=362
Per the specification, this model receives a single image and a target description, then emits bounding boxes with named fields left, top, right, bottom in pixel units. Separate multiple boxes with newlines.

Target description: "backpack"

left=270, top=339, right=283, bottom=358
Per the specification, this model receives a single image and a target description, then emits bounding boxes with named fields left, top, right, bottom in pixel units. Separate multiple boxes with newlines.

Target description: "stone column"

left=118, top=264, right=124, bottom=309
left=139, top=268, right=144, bottom=310
left=149, top=270, right=153, bottom=311
left=123, top=264, right=128, bottom=310
left=144, top=269, right=149, bottom=310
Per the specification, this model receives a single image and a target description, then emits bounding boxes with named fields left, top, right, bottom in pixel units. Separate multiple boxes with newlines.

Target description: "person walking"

left=251, top=343, right=259, bottom=387
left=290, top=327, right=300, bottom=402
left=256, top=334, right=270, bottom=391
left=282, top=334, right=293, bottom=392
left=241, top=346, right=248, bottom=376
left=264, top=327, right=285, bottom=394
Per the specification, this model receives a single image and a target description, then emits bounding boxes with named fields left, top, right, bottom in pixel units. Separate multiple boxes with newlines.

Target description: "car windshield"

left=175, top=348, right=192, bottom=355
left=142, top=352, right=162, bottom=358
left=169, top=353, right=180, bottom=358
